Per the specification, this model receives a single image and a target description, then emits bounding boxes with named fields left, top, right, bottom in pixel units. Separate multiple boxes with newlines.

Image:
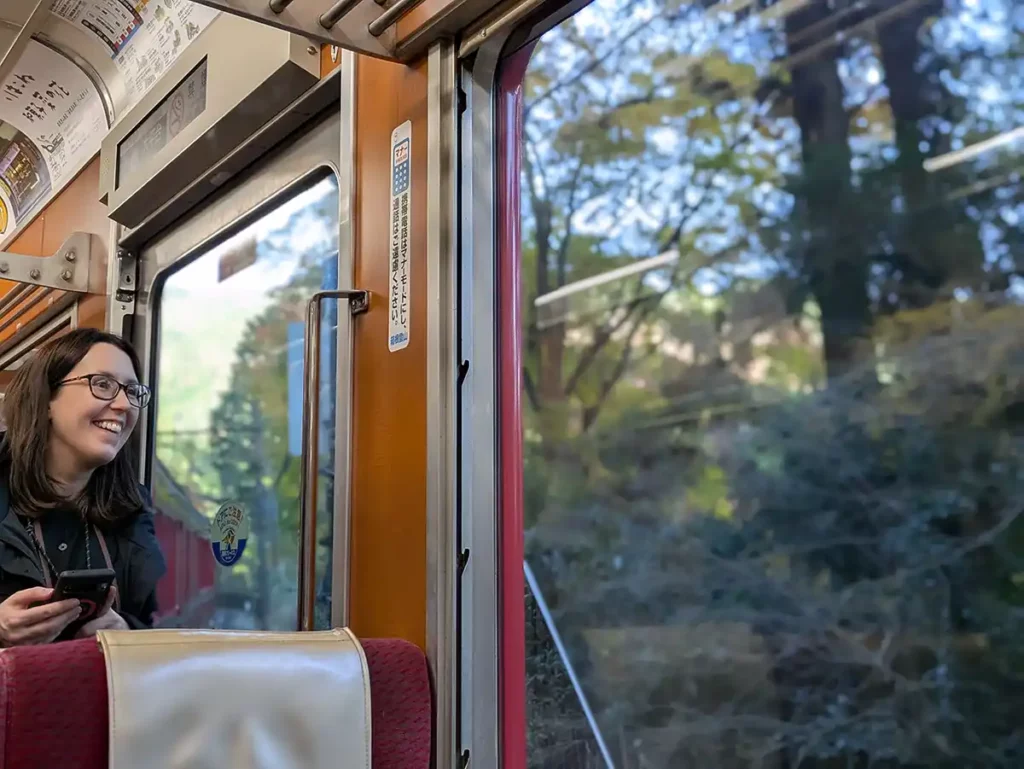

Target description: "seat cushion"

left=0, top=640, right=108, bottom=769
left=0, top=636, right=431, bottom=769
left=362, top=638, right=433, bottom=769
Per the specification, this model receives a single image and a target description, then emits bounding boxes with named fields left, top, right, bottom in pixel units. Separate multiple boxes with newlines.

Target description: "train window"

left=514, top=0, right=1023, bottom=767
left=153, top=175, right=341, bottom=631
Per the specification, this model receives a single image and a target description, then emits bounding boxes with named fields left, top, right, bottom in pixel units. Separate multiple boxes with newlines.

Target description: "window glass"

left=519, top=1, right=1024, bottom=766
left=154, top=176, right=340, bottom=631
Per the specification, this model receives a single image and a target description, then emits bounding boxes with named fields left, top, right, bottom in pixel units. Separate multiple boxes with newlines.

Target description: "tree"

left=520, top=0, right=1024, bottom=766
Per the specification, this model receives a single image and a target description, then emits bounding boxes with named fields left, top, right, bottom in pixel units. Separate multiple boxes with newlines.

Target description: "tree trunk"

left=786, top=5, right=873, bottom=381
left=876, top=0, right=986, bottom=301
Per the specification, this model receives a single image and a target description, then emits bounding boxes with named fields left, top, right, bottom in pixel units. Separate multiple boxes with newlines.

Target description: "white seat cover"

left=97, top=628, right=371, bottom=769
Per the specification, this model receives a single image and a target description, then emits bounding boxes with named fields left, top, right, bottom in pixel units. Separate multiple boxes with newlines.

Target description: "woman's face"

left=48, top=343, right=140, bottom=473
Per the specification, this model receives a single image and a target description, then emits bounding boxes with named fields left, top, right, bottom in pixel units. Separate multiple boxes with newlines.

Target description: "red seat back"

left=0, top=637, right=431, bottom=769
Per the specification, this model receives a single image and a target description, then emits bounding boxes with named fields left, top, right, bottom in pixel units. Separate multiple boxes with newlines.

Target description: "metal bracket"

left=108, top=247, right=139, bottom=339
left=347, top=289, right=370, bottom=315
left=116, top=249, right=138, bottom=294
left=0, top=232, right=102, bottom=294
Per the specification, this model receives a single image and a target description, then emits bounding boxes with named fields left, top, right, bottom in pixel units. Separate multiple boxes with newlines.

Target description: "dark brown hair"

left=0, top=328, right=145, bottom=528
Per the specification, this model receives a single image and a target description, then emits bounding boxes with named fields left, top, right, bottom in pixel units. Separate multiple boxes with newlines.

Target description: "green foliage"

left=520, top=0, right=1024, bottom=766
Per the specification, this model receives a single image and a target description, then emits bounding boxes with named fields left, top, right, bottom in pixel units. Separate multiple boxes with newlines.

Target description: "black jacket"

left=0, top=472, right=167, bottom=630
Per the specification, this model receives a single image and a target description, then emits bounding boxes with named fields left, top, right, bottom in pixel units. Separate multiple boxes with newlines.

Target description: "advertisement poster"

left=50, top=0, right=143, bottom=56
left=0, top=41, right=108, bottom=235
left=0, top=130, right=50, bottom=222
left=52, top=0, right=219, bottom=109
left=0, top=0, right=218, bottom=238
left=0, top=187, right=9, bottom=236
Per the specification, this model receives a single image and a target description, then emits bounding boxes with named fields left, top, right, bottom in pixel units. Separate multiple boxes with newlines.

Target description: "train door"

left=131, top=111, right=354, bottom=632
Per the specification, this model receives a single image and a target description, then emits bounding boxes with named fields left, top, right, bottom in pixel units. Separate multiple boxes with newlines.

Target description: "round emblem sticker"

left=211, top=502, right=249, bottom=566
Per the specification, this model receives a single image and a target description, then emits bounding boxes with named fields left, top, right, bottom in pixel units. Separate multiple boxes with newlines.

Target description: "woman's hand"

left=75, top=586, right=128, bottom=637
left=0, top=587, right=81, bottom=647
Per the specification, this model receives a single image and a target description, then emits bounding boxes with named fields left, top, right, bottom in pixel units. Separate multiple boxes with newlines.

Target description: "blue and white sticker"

left=388, top=120, right=412, bottom=353
left=211, top=502, right=249, bottom=567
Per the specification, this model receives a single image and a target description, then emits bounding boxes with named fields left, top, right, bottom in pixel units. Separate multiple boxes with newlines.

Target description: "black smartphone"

left=52, top=569, right=115, bottom=626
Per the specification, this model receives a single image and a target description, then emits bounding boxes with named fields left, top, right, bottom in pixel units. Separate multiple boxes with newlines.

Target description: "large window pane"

left=520, top=1, right=1023, bottom=767
left=154, top=176, right=340, bottom=631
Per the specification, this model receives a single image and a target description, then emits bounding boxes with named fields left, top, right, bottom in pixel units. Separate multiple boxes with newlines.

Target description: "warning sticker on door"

left=211, top=501, right=249, bottom=567
left=388, top=120, right=412, bottom=353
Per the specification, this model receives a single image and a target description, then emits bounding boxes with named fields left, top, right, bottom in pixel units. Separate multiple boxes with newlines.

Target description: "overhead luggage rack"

left=188, top=0, right=430, bottom=61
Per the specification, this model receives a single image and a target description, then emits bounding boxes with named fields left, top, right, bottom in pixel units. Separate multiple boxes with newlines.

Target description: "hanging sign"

left=0, top=40, right=107, bottom=235
left=50, top=0, right=144, bottom=56
left=211, top=501, right=249, bottom=567
left=388, top=121, right=412, bottom=353
left=51, top=0, right=219, bottom=112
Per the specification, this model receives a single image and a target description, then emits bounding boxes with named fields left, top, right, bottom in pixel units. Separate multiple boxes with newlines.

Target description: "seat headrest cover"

left=97, top=628, right=371, bottom=769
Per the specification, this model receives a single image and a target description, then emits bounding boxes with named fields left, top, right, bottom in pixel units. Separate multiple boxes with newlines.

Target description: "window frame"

left=130, top=101, right=357, bottom=631
left=460, top=3, right=591, bottom=763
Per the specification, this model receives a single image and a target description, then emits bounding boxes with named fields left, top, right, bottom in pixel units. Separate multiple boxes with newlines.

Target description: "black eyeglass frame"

left=58, top=374, right=151, bottom=409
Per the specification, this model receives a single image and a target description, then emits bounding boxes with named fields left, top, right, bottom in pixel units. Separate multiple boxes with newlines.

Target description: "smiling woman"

left=0, top=328, right=165, bottom=647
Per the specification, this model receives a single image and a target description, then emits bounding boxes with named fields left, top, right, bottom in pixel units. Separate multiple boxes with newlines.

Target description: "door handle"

left=298, top=289, right=369, bottom=631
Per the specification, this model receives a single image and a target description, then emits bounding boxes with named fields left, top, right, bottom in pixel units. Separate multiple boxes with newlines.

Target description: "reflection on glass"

left=520, top=1, right=1024, bottom=767
left=154, top=176, right=340, bottom=631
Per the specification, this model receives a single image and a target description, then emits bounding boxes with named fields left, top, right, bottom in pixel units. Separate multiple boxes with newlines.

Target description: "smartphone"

left=52, top=569, right=115, bottom=626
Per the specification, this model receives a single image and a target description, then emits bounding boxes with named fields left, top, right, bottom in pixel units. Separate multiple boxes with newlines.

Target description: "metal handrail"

left=320, top=0, right=363, bottom=28
left=368, top=0, right=424, bottom=37
left=297, top=288, right=369, bottom=631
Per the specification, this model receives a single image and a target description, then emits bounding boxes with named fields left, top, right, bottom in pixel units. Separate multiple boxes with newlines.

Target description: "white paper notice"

left=0, top=41, right=107, bottom=232
left=52, top=0, right=219, bottom=110
left=388, top=121, right=412, bottom=353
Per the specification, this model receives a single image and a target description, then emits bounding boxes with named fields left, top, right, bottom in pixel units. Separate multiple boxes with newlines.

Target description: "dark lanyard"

left=32, top=520, right=121, bottom=612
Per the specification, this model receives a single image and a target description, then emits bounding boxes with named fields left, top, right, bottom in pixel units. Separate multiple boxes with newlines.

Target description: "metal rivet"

left=58, top=543, right=68, bottom=552
left=65, top=250, right=76, bottom=263
left=307, top=45, right=317, bottom=55
left=29, top=268, right=40, bottom=280
left=0, top=262, right=8, bottom=274
left=61, top=269, right=73, bottom=281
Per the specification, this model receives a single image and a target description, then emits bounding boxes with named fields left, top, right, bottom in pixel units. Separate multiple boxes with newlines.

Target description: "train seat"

left=0, top=633, right=431, bottom=769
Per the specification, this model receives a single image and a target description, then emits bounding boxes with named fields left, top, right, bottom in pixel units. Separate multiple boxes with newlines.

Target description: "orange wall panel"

left=321, top=44, right=342, bottom=77
left=349, top=55, right=429, bottom=649
left=78, top=293, right=107, bottom=330
left=5, top=159, right=106, bottom=259
left=38, top=160, right=108, bottom=260
left=0, top=159, right=108, bottom=333
left=6, top=218, right=44, bottom=256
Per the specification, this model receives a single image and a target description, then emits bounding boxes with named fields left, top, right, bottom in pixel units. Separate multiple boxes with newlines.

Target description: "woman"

left=0, top=329, right=165, bottom=646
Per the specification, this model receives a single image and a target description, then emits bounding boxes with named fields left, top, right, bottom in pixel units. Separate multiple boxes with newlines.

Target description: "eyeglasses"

left=59, top=374, right=151, bottom=409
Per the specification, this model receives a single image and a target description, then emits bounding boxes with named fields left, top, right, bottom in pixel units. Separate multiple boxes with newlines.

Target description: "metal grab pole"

left=320, top=0, right=363, bottom=28
left=297, top=289, right=369, bottom=631
left=367, top=0, right=423, bottom=37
